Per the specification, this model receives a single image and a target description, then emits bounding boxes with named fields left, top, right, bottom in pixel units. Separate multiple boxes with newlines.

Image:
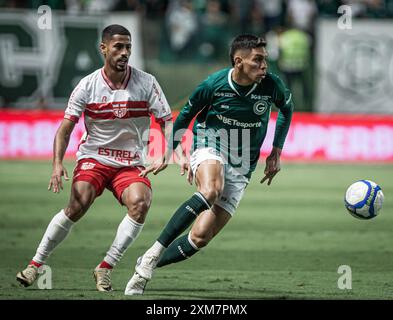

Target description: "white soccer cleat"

left=124, top=272, right=148, bottom=295
left=16, top=265, right=39, bottom=287
left=93, top=265, right=113, bottom=292
left=135, top=254, right=159, bottom=280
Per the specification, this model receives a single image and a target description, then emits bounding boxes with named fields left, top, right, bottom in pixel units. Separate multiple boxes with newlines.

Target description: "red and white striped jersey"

left=64, top=66, right=172, bottom=168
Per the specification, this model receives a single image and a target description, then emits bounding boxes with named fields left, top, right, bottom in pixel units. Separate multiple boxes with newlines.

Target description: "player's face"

left=101, top=34, right=131, bottom=72
left=239, top=47, right=268, bottom=83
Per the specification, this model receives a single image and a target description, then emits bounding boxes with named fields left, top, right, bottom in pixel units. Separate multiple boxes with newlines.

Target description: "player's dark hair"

left=229, top=34, right=266, bottom=66
left=102, top=24, right=131, bottom=42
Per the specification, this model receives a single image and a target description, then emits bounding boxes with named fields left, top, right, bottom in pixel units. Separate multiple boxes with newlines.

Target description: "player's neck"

left=103, top=65, right=127, bottom=89
left=232, top=69, right=254, bottom=86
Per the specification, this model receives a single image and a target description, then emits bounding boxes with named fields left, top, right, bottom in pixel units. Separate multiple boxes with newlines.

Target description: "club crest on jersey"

left=253, top=97, right=269, bottom=115
left=113, top=102, right=128, bottom=118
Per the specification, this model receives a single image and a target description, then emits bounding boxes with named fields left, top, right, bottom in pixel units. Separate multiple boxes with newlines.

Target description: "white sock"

left=146, top=240, right=166, bottom=257
left=187, top=232, right=200, bottom=250
left=32, top=209, right=74, bottom=265
left=103, top=215, right=144, bottom=267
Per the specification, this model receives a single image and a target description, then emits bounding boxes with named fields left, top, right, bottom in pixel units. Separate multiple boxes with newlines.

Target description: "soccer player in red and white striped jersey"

left=16, top=24, right=175, bottom=292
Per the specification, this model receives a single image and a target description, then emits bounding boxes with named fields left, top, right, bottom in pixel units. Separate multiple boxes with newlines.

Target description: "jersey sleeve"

left=64, top=79, right=88, bottom=123
left=271, top=74, right=294, bottom=149
left=148, top=77, right=172, bottom=124
left=171, top=77, right=213, bottom=150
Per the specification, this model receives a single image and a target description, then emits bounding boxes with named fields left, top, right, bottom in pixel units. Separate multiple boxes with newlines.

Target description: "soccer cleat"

left=16, top=265, right=39, bottom=287
left=93, top=265, right=113, bottom=292
left=124, top=272, right=147, bottom=295
left=135, top=253, right=159, bottom=280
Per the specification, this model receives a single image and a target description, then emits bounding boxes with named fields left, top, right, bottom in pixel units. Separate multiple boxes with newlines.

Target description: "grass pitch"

left=0, top=160, right=392, bottom=300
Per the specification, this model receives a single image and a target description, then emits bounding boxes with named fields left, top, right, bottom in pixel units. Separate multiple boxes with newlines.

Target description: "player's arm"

left=261, top=78, right=294, bottom=186
left=168, top=78, right=213, bottom=157
left=48, top=119, right=76, bottom=193
left=49, top=78, right=86, bottom=192
left=139, top=102, right=198, bottom=177
left=166, top=80, right=213, bottom=183
left=148, top=121, right=189, bottom=176
left=140, top=76, right=191, bottom=177
left=141, top=77, right=212, bottom=178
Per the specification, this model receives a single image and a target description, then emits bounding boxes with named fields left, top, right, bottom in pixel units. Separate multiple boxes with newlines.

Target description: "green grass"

left=0, top=160, right=392, bottom=300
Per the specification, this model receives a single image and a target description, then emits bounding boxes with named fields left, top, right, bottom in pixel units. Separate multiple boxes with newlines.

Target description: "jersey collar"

left=101, top=65, right=131, bottom=90
left=227, top=68, right=258, bottom=97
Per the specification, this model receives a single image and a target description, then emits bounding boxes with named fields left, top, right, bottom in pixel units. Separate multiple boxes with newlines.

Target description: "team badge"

left=102, top=96, right=107, bottom=102
left=81, top=162, right=96, bottom=170
left=253, top=96, right=270, bottom=115
left=113, top=102, right=128, bottom=118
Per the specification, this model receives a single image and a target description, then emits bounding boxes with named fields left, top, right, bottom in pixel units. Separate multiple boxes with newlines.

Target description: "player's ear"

left=99, top=42, right=107, bottom=56
left=234, top=56, right=243, bottom=68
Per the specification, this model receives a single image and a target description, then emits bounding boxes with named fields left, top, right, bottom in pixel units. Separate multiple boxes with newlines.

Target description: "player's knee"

left=190, top=229, right=212, bottom=249
left=199, top=183, right=222, bottom=204
left=126, top=197, right=150, bottom=223
left=66, top=194, right=93, bottom=222
left=66, top=183, right=95, bottom=221
left=64, top=202, right=88, bottom=222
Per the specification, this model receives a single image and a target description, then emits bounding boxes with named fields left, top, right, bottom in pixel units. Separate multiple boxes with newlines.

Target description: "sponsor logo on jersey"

left=81, top=162, right=96, bottom=170
left=250, top=94, right=271, bottom=100
left=98, top=147, right=140, bottom=160
left=112, top=102, right=128, bottom=118
left=214, top=91, right=236, bottom=98
left=220, top=104, right=229, bottom=109
left=216, top=114, right=262, bottom=128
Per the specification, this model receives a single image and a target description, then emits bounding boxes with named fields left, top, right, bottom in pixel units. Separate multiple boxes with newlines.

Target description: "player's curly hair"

left=229, top=34, right=267, bottom=66
left=102, top=24, right=131, bottom=42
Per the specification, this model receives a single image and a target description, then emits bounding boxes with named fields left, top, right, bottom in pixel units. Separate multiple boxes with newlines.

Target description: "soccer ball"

left=344, top=180, right=384, bottom=220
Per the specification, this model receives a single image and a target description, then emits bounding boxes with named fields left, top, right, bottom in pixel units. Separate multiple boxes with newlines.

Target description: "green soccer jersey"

left=172, top=68, right=294, bottom=178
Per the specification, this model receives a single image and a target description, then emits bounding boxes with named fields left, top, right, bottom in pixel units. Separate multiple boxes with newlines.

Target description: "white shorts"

left=190, top=147, right=249, bottom=216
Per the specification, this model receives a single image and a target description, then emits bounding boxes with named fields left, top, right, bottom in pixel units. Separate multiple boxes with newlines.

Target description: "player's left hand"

left=260, top=147, right=281, bottom=186
left=139, top=157, right=167, bottom=177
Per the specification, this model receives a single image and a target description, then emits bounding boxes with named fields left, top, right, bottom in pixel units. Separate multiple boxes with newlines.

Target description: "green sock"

left=157, top=193, right=210, bottom=247
left=157, top=234, right=199, bottom=267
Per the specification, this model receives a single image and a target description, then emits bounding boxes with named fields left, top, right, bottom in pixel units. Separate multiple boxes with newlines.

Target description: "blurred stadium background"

left=1, top=0, right=393, bottom=299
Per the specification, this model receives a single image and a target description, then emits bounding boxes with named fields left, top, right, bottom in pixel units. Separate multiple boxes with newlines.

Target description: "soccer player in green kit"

left=125, top=34, right=294, bottom=295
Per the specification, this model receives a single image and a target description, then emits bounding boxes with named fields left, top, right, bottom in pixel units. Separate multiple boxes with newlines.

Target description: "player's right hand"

left=179, top=159, right=193, bottom=185
left=48, top=163, right=69, bottom=193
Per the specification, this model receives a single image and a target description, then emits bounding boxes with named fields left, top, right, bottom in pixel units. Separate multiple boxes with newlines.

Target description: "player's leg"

left=125, top=204, right=231, bottom=295
left=157, top=158, right=223, bottom=246
left=155, top=165, right=248, bottom=265
left=157, top=204, right=231, bottom=267
left=135, top=156, right=224, bottom=281
left=125, top=150, right=224, bottom=295
left=95, top=168, right=151, bottom=291
left=124, top=165, right=248, bottom=295
left=16, top=181, right=97, bottom=287
left=99, top=182, right=152, bottom=269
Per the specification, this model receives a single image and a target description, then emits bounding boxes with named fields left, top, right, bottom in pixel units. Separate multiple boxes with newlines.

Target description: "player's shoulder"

left=69, top=69, right=101, bottom=92
left=263, top=72, right=286, bottom=90
left=202, top=67, right=231, bottom=87
left=75, top=69, right=101, bottom=89
left=208, top=67, right=230, bottom=81
left=130, top=66, right=156, bottom=84
left=264, top=72, right=284, bottom=85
